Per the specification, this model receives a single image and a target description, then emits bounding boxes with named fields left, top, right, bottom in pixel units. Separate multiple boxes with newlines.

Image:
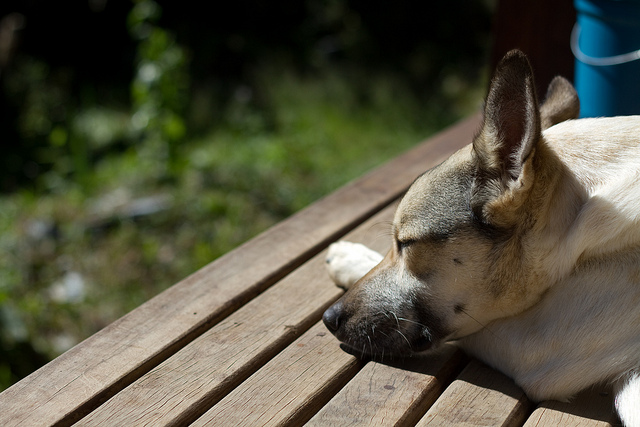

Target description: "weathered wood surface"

left=524, top=387, right=620, bottom=427
left=306, top=346, right=467, bottom=426
left=417, top=360, right=532, bottom=427
left=77, top=204, right=396, bottom=426
left=0, top=115, right=480, bottom=427
left=190, top=321, right=362, bottom=427
left=0, top=114, right=621, bottom=426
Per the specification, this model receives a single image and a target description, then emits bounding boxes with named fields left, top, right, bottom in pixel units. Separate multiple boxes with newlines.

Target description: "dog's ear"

left=471, top=50, right=541, bottom=226
left=540, top=76, right=580, bottom=130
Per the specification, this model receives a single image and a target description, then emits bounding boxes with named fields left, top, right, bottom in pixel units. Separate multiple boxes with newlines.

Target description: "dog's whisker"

left=396, top=317, right=429, bottom=329
left=364, top=220, right=394, bottom=243
left=391, top=311, right=401, bottom=329
left=395, top=329, right=412, bottom=348
left=320, top=51, right=640, bottom=425
left=378, top=330, right=390, bottom=339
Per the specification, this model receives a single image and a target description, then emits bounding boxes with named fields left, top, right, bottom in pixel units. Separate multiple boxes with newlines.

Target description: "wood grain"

left=416, top=359, right=532, bottom=427
left=524, top=386, right=620, bottom=427
left=76, top=205, right=396, bottom=425
left=0, top=115, right=481, bottom=426
left=306, top=346, right=467, bottom=426
left=190, top=321, right=363, bottom=427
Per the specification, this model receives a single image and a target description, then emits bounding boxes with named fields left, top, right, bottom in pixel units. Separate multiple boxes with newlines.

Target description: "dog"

left=322, top=50, right=640, bottom=426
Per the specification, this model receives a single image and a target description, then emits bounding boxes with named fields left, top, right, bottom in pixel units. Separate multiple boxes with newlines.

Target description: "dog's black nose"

left=323, top=300, right=344, bottom=333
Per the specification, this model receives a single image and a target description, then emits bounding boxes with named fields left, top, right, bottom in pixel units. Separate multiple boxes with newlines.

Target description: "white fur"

left=326, top=241, right=383, bottom=290
left=541, top=118, right=640, bottom=281
left=329, top=243, right=640, bottom=425
left=326, top=117, right=640, bottom=426
left=616, top=372, right=640, bottom=427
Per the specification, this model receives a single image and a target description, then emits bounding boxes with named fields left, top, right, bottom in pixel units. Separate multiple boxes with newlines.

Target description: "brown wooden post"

left=490, top=0, right=576, bottom=98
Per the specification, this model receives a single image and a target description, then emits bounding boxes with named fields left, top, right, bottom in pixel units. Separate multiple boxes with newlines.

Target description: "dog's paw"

left=325, top=241, right=383, bottom=290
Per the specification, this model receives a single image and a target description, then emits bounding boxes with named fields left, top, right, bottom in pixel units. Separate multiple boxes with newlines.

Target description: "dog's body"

left=322, top=51, right=640, bottom=425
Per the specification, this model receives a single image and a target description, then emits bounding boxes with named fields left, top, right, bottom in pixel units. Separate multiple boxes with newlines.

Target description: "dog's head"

left=323, top=50, right=579, bottom=357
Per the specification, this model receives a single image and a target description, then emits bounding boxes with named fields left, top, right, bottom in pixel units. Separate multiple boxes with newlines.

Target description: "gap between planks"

left=305, top=346, right=467, bottom=427
left=77, top=204, right=398, bottom=425
left=0, top=114, right=482, bottom=427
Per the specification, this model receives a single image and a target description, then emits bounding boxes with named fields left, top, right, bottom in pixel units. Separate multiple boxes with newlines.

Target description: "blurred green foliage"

left=0, top=0, right=492, bottom=389
left=129, top=0, right=188, bottom=178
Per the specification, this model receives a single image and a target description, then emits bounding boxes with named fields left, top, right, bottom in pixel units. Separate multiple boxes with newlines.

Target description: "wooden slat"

left=190, top=321, right=363, bottom=427
left=306, top=346, right=467, bottom=426
left=0, top=115, right=481, bottom=426
left=76, top=204, right=397, bottom=425
left=416, top=359, right=532, bottom=427
left=524, top=386, right=620, bottom=427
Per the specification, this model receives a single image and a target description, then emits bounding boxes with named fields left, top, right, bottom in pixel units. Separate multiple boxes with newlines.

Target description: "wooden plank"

left=0, top=115, right=481, bottom=426
left=306, top=346, right=467, bottom=426
left=416, top=359, right=532, bottom=427
left=190, top=321, right=363, bottom=427
left=524, top=386, right=620, bottom=427
left=76, top=204, right=397, bottom=426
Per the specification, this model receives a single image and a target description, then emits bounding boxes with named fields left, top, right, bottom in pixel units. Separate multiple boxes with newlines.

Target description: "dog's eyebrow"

left=392, top=224, right=418, bottom=252
left=393, top=223, right=412, bottom=243
left=395, top=230, right=425, bottom=252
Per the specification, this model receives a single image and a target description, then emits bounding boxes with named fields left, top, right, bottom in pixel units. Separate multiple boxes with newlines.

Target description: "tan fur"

left=540, top=76, right=581, bottom=130
left=323, top=50, right=640, bottom=425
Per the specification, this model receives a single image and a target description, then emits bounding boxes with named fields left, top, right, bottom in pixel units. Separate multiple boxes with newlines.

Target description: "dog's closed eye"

left=396, top=238, right=417, bottom=254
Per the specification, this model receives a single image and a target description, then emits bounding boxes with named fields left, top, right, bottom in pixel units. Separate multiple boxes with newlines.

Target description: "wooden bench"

left=0, top=115, right=621, bottom=426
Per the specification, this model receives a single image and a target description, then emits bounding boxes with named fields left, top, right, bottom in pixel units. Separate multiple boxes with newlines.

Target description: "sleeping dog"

left=323, top=50, right=640, bottom=425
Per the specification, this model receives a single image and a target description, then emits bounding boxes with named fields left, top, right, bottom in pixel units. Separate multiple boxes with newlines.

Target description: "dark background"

left=0, top=0, right=493, bottom=191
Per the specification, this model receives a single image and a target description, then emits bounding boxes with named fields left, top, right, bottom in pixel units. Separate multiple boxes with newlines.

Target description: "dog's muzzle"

left=322, top=298, right=443, bottom=356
